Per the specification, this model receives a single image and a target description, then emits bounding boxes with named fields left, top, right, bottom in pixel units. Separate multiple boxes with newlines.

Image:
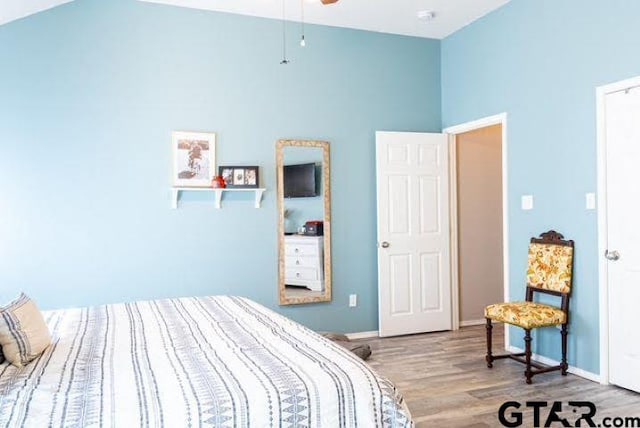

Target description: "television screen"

left=284, top=163, right=317, bottom=198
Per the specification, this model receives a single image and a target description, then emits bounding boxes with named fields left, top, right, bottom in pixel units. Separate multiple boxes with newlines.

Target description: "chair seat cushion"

left=485, top=301, right=566, bottom=329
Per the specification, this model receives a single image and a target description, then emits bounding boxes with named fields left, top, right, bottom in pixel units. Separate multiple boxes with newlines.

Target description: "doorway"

left=444, top=114, right=509, bottom=342
left=375, top=115, right=509, bottom=339
left=455, top=124, right=504, bottom=326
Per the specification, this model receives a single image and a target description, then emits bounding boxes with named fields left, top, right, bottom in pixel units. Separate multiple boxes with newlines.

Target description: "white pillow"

left=0, top=293, right=51, bottom=367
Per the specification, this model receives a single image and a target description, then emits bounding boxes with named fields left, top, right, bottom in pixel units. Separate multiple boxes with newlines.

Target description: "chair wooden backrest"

left=525, top=230, right=575, bottom=324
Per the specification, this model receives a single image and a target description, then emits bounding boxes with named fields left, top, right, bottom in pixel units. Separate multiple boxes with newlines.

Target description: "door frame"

left=443, top=113, right=510, bottom=347
left=596, top=74, right=640, bottom=385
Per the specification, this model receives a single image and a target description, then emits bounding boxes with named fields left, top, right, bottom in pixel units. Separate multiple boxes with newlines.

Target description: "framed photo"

left=172, top=131, right=216, bottom=187
left=219, top=166, right=259, bottom=189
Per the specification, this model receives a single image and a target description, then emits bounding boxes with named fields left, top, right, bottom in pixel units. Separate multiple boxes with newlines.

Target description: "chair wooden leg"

left=485, top=318, right=493, bottom=368
left=524, top=329, right=533, bottom=384
left=561, top=324, right=568, bottom=375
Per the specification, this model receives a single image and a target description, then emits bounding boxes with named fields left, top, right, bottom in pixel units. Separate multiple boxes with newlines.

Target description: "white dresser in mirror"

left=284, top=235, right=324, bottom=291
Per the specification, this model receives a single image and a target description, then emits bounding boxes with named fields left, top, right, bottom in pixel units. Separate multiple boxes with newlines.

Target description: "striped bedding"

left=0, top=296, right=412, bottom=427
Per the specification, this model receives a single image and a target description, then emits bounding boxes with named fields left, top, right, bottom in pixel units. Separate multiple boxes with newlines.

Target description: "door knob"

left=381, top=241, right=390, bottom=248
left=605, top=250, right=620, bottom=261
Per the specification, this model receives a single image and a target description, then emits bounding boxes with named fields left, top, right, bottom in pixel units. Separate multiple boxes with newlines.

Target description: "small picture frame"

left=219, top=166, right=259, bottom=188
left=172, top=131, right=216, bottom=187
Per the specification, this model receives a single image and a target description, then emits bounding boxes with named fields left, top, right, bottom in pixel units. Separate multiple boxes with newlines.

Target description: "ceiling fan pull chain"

left=280, top=0, right=289, bottom=64
left=300, top=0, right=306, bottom=47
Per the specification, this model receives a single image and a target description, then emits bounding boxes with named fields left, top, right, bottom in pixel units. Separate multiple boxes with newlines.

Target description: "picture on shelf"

left=233, top=169, right=245, bottom=186
left=219, top=166, right=259, bottom=188
left=246, top=169, right=257, bottom=186
left=220, top=168, right=234, bottom=187
left=172, top=131, right=216, bottom=187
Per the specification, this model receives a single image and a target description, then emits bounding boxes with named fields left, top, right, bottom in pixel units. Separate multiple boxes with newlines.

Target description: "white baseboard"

left=507, top=346, right=600, bottom=383
left=460, top=319, right=486, bottom=327
left=346, top=330, right=379, bottom=340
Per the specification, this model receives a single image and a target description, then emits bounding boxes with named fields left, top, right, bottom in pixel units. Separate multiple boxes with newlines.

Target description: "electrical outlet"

left=349, top=294, right=357, bottom=307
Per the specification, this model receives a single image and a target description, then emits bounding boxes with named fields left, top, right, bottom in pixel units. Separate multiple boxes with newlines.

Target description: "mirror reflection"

left=277, top=140, right=331, bottom=305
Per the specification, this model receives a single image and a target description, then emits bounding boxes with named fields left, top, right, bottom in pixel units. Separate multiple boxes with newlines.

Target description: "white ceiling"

left=1, top=0, right=510, bottom=39
left=0, top=0, right=72, bottom=26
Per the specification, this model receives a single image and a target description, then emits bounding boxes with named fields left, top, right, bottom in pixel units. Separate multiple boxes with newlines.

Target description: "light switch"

left=349, top=294, right=357, bottom=307
left=521, top=195, right=534, bottom=210
left=586, top=193, right=596, bottom=210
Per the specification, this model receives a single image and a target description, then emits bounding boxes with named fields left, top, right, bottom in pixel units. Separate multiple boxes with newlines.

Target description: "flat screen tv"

left=284, top=163, right=317, bottom=198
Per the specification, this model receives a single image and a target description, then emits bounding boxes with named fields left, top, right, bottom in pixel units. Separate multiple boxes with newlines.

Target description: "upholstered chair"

left=484, top=230, right=574, bottom=384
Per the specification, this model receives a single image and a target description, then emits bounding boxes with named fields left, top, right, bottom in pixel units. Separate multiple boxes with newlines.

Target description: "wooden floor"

left=358, top=326, right=640, bottom=427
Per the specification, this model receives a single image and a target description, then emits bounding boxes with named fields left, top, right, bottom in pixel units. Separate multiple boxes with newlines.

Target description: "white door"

left=605, top=85, right=640, bottom=393
left=376, top=131, right=451, bottom=337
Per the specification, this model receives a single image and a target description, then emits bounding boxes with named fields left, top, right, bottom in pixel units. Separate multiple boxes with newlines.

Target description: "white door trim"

left=446, top=134, right=460, bottom=330
left=596, top=74, right=640, bottom=386
left=443, top=113, right=509, bottom=349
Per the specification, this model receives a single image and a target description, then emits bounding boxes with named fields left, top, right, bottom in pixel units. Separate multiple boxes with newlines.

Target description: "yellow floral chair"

left=485, top=230, right=574, bottom=384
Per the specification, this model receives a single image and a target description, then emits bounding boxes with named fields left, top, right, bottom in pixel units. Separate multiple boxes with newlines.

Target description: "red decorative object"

left=211, top=175, right=226, bottom=188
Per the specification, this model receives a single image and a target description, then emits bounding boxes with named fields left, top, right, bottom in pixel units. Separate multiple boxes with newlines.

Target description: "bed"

left=0, top=296, right=412, bottom=427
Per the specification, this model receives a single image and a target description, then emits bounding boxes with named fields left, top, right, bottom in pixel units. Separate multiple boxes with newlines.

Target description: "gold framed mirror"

left=277, top=139, right=332, bottom=305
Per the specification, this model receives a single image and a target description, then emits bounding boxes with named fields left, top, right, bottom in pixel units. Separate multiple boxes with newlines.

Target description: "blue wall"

left=442, top=0, right=640, bottom=374
left=0, top=0, right=441, bottom=333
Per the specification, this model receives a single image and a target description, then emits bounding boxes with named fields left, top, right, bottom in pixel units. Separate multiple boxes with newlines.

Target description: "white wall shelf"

left=171, top=187, right=266, bottom=209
